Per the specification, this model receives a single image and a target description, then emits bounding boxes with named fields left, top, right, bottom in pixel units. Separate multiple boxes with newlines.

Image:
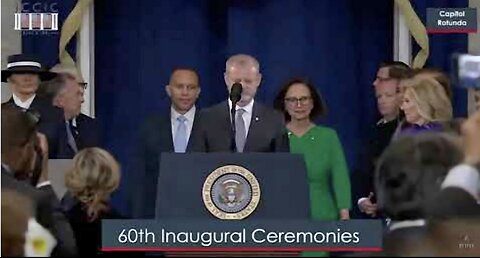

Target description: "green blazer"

left=288, top=125, right=352, bottom=220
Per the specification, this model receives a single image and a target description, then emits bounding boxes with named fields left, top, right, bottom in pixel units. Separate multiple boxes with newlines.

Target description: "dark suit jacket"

left=64, top=113, right=101, bottom=158
left=191, top=101, right=289, bottom=153
left=359, top=119, right=399, bottom=200
left=4, top=96, right=70, bottom=159
left=61, top=193, right=137, bottom=257
left=427, top=187, right=480, bottom=219
left=130, top=111, right=201, bottom=218
left=1, top=167, right=77, bottom=256
left=75, top=113, right=100, bottom=149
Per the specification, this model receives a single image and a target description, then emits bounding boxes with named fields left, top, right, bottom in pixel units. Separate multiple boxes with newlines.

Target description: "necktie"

left=174, top=115, right=188, bottom=153
left=235, top=108, right=246, bottom=152
left=66, top=120, right=78, bottom=153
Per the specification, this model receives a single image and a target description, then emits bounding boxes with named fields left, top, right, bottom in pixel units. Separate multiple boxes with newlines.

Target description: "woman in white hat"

left=2, top=54, right=70, bottom=159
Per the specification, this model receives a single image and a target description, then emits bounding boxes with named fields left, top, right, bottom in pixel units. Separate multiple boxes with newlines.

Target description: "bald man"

left=192, top=54, right=289, bottom=152
left=132, top=68, right=202, bottom=218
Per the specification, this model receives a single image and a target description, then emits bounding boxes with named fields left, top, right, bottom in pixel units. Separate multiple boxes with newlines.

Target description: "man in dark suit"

left=357, top=61, right=411, bottom=218
left=131, top=68, right=202, bottom=218
left=43, top=65, right=100, bottom=158
left=192, top=54, right=289, bottom=153
left=1, top=54, right=69, bottom=159
left=1, top=105, right=77, bottom=256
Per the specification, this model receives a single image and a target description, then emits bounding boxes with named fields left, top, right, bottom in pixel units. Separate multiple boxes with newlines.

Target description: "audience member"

left=62, top=147, right=123, bottom=256
left=427, top=110, right=480, bottom=219
left=1, top=54, right=70, bottom=158
left=375, top=133, right=463, bottom=256
left=1, top=104, right=77, bottom=256
left=1, top=190, right=33, bottom=257
left=42, top=64, right=100, bottom=157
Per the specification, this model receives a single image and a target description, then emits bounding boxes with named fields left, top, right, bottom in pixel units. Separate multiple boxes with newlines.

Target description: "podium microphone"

left=230, top=82, right=243, bottom=152
left=229, top=82, right=243, bottom=105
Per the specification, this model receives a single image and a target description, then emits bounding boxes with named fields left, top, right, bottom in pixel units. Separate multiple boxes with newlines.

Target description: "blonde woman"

left=62, top=147, right=122, bottom=256
left=399, top=77, right=453, bottom=135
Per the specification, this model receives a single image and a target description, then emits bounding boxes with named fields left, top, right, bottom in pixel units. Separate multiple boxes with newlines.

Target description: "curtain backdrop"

left=21, top=0, right=469, bottom=216
left=94, top=0, right=394, bottom=215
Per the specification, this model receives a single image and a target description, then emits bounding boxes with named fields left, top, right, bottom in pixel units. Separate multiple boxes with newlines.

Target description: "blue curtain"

left=412, top=0, right=469, bottom=117
left=21, top=0, right=469, bottom=216
left=95, top=0, right=394, bottom=215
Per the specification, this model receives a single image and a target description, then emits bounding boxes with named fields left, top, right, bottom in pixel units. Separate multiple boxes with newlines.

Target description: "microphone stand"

left=230, top=103, right=237, bottom=153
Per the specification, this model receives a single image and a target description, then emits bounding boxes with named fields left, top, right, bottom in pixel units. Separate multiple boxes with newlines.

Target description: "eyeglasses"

left=284, top=96, right=312, bottom=106
left=78, top=83, right=88, bottom=90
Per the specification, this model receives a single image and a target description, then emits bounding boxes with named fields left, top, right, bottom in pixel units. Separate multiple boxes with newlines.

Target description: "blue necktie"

left=174, top=115, right=188, bottom=153
left=66, top=120, right=78, bottom=153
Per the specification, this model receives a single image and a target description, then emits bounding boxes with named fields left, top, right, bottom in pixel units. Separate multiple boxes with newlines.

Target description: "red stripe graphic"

left=427, top=29, right=477, bottom=34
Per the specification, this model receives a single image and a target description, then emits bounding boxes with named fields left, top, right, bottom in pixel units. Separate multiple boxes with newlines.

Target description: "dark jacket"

left=130, top=111, right=200, bottom=218
left=191, top=101, right=289, bottom=153
left=427, top=187, right=480, bottom=219
left=4, top=96, right=70, bottom=159
left=61, top=193, right=127, bottom=256
left=64, top=113, right=101, bottom=158
left=357, top=118, right=399, bottom=203
left=1, top=166, right=77, bottom=256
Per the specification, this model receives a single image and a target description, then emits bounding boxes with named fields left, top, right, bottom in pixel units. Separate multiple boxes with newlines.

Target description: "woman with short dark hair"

left=274, top=78, right=351, bottom=221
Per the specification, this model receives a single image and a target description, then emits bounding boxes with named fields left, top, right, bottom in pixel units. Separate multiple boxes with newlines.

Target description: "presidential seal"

left=202, top=165, right=261, bottom=220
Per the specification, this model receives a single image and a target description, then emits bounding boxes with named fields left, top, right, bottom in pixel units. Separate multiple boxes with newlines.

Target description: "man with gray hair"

left=192, top=54, right=289, bottom=152
left=44, top=65, right=100, bottom=158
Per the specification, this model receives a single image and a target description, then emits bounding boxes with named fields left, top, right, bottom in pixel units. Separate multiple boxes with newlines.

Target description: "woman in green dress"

left=274, top=78, right=352, bottom=221
left=274, top=78, right=352, bottom=257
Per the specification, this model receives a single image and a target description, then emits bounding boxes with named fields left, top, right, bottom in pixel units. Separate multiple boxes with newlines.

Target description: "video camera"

left=452, top=53, right=480, bottom=89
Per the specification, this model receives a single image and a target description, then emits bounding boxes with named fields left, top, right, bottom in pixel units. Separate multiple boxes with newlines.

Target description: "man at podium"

left=191, top=54, right=289, bottom=153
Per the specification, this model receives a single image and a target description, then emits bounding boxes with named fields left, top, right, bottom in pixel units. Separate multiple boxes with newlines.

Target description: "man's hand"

left=358, top=192, right=377, bottom=217
left=462, top=110, right=480, bottom=165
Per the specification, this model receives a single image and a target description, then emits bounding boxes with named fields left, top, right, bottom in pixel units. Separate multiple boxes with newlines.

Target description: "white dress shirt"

left=12, top=94, right=36, bottom=109
left=442, top=164, right=480, bottom=200
left=171, top=106, right=196, bottom=144
left=228, top=99, right=254, bottom=139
